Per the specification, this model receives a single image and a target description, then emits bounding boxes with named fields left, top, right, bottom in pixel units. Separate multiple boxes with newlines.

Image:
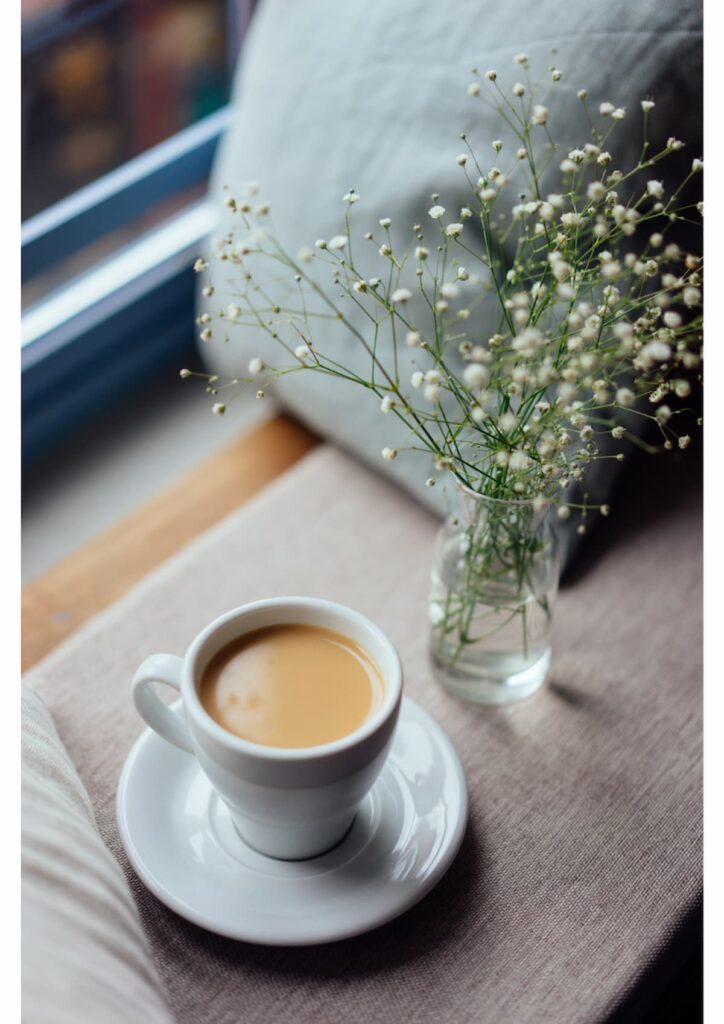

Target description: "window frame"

left=21, top=105, right=233, bottom=463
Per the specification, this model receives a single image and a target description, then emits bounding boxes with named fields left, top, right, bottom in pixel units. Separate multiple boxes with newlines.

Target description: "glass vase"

left=428, top=482, right=560, bottom=705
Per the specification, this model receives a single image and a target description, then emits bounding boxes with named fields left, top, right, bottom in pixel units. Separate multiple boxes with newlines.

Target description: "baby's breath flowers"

left=190, top=55, right=702, bottom=603
left=191, top=61, right=700, bottom=512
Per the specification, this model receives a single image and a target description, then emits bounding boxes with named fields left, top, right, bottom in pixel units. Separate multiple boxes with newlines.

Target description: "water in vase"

left=429, top=526, right=558, bottom=705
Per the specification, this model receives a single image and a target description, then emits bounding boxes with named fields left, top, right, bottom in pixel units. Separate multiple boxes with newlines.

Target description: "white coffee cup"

left=132, top=597, right=403, bottom=860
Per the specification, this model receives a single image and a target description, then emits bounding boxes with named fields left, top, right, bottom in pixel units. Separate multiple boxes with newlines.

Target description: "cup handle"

left=132, top=654, right=194, bottom=753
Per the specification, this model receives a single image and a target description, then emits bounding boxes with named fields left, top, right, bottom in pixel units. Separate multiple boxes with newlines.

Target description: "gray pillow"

left=22, top=684, right=173, bottom=1024
left=199, top=0, right=701, bottom=563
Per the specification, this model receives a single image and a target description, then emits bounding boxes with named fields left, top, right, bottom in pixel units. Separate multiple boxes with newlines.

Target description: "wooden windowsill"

left=22, top=414, right=319, bottom=672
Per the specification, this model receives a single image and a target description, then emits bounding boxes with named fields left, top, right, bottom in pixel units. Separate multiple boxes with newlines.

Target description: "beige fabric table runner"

left=25, top=446, right=702, bottom=1024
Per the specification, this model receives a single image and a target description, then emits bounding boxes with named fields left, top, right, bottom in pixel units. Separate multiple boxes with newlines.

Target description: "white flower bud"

left=462, top=364, right=488, bottom=390
left=509, top=451, right=530, bottom=471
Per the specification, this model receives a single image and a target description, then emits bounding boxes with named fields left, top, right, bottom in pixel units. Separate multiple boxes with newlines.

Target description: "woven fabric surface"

left=25, top=445, right=702, bottom=1024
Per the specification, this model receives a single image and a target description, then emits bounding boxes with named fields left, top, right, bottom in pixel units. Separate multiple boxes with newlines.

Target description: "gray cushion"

left=22, top=683, right=173, bottom=1024
left=200, top=0, right=701, bottom=563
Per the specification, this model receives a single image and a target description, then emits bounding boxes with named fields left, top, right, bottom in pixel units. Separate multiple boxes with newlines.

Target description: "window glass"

left=22, top=0, right=240, bottom=221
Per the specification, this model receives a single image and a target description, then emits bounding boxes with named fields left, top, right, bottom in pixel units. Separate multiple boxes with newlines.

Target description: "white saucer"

left=117, top=696, right=468, bottom=946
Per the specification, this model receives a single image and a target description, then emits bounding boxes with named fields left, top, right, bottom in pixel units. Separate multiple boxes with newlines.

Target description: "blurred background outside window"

left=23, top=0, right=233, bottom=219
left=21, top=1, right=253, bottom=470
left=22, top=0, right=249, bottom=308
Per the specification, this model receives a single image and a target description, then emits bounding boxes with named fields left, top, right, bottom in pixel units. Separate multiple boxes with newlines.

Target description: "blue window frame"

left=22, top=105, right=230, bottom=463
left=21, top=1, right=254, bottom=465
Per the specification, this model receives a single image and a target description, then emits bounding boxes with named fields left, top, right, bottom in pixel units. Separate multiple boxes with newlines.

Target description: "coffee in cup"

left=199, top=623, right=384, bottom=748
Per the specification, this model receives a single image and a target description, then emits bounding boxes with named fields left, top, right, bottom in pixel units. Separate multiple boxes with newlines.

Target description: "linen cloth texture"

left=200, top=0, right=702, bottom=562
left=24, top=445, right=701, bottom=1024
left=21, top=683, right=173, bottom=1024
